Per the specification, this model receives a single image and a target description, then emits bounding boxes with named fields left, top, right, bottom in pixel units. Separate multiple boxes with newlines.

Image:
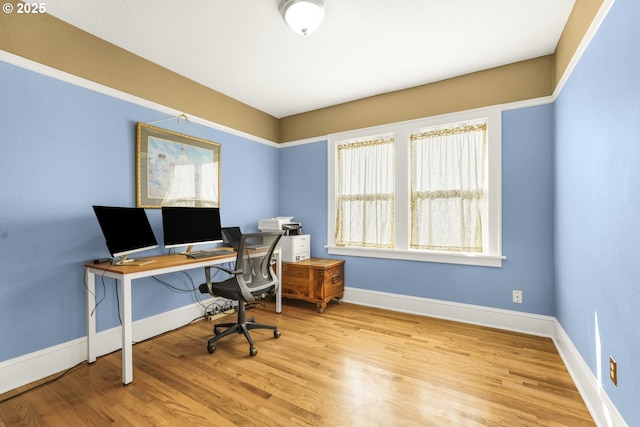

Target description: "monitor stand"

left=114, top=254, right=154, bottom=266
left=180, top=245, right=196, bottom=255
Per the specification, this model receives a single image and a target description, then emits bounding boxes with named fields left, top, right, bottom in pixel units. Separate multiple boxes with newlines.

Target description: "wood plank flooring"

left=0, top=299, right=594, bottom=426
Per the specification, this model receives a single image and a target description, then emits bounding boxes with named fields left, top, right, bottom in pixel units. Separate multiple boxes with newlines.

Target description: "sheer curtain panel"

left=335, top=135, right=395, bottom=248
left=410, top=124, right=487, bottom=252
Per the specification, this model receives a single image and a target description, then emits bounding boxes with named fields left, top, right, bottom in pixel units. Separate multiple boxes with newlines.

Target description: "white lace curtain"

left=335, top=136, right=394, bottom=248
left=410, top=124, right=487, bottom=252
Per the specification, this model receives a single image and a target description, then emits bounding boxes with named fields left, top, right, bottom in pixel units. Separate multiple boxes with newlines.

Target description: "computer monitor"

left=221, top=226, right=242, bottom=249
left=92, top=205, right=158, bottom=265
left=161, top=206, right=223, bottom=253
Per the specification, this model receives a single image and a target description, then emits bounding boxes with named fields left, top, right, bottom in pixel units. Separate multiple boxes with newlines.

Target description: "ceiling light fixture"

left=279, top=0, right=325, bottom=36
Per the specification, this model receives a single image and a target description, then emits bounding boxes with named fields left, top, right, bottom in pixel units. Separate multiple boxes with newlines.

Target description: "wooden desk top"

left=85, top=248, right=237, bottom=274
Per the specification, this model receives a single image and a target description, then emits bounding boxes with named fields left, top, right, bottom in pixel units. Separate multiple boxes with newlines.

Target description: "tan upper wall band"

left=0, top=1, right=602, bottom=143
left=280, top=55, right=553, bottom=142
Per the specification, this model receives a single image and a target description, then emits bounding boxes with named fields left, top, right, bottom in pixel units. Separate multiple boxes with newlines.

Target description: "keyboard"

left=185, top=249, right=235, bottom=259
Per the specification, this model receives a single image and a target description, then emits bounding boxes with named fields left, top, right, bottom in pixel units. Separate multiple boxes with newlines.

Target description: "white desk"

left=84, top=248, right=281, bottom=385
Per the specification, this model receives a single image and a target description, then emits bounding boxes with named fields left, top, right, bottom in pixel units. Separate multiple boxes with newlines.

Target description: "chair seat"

left=199, top=279, right=276, bottom=302
left=199, top=278, right=244, bottom=301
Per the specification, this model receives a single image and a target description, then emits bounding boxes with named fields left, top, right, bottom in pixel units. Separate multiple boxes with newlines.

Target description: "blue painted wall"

left=555, top=1, right=640, bottom=424
left=279, top=105, right=555, bottom=315
left=0, top=61, right=280, bottom=362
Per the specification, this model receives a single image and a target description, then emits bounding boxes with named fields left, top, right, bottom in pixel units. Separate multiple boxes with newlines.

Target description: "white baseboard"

left=553, top=323, right=628, bottom=427
left=0, top=336, right=88, bottom=396
left=343, top=287, right=556, bottom=337
left=0, top=298, right=217, bottom=395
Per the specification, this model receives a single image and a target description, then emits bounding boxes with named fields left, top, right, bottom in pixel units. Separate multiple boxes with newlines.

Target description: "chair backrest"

left=234, top=231, right=283, bottom=302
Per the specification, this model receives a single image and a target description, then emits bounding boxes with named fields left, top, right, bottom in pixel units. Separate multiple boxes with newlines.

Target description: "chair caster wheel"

left=208, top=344, right=216, bottom=354
left=250, top=347, right=258, bottom=357
left=214, top=327, right=222, bottom=336
left=274, top=330, right=281, bottom=339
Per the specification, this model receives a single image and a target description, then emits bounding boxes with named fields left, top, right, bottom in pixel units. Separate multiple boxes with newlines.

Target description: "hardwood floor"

left=0, top=299, right=594, bottom=426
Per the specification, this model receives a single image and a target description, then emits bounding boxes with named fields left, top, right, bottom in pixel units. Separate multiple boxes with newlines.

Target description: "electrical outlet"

left=610, top=356, right=617, bottom=386
left=512, top=290, right=523, bottom=304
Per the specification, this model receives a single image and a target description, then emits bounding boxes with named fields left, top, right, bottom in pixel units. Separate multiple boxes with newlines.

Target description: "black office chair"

left=199, top=231, right=283, bottom=357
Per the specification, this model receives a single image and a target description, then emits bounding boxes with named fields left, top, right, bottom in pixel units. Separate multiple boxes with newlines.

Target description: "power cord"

left=83, top=270, right=107, bottom=317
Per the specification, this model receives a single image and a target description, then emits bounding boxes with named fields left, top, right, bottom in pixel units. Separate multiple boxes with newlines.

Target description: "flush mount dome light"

left=279, top=0, right=326, bottom=36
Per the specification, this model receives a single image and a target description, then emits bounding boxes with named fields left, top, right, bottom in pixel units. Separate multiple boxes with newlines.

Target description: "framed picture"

left=136, top=122, right=221, bottom=208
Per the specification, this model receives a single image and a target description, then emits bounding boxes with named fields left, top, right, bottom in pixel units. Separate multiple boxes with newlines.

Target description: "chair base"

left=207, top=302, right=280, bottom=357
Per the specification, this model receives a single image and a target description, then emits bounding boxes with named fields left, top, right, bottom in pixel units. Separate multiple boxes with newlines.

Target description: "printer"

left=258, top=216, right=302, bottom=236
left=258, top=217, right=309, bottom=262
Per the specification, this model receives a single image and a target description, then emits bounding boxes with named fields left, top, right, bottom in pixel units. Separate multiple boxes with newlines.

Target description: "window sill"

left=326, top=246, right=505, bottom=267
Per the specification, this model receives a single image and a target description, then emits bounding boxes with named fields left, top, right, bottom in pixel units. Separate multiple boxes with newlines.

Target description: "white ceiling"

left=45, top=0, right=575, bottom=118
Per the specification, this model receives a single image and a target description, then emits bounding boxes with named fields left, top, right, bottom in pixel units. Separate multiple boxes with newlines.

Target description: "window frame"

left=327, top=106, right=505, bottom=267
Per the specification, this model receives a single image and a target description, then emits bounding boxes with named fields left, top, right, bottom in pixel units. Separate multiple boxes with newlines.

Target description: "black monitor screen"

left=93, top=206, right=158, bottom=258
left=221, top=226, right=242, bottom=244
left=161, top=206, right=223, bottom=251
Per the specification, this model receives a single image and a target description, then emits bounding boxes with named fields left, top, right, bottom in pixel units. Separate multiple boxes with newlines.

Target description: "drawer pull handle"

left=332, top=274, right=341, bottom=284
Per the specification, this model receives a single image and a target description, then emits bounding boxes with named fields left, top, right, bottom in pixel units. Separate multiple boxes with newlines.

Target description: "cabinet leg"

left=317, top=302, right=326, bottom=313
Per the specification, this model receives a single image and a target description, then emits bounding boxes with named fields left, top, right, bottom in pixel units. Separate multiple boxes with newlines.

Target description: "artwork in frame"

left=136, top=122, right=221, bottom=208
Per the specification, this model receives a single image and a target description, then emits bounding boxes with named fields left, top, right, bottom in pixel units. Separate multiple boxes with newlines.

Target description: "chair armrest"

left=209, top=265, right=242, bottom=276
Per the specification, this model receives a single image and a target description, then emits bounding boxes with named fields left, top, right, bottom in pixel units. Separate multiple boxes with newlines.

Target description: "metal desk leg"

left=275, top=252, right=282, bottom=314
left=85, top=269, right=97, bottom=364
left=120, top=277, right=133, bottom=385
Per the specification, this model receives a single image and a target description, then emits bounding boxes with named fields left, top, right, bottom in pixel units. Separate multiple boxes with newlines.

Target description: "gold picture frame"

left=136, top=122, right=221, bottom=208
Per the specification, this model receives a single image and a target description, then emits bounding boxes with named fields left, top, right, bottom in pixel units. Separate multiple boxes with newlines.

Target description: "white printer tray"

left=278, top=234, right=310, bottom=262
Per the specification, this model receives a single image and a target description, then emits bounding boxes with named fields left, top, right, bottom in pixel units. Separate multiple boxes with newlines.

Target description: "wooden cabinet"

left=281, top=258, right=344, bottom=312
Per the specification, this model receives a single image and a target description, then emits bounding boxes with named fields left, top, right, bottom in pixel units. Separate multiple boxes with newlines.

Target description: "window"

left=328, top=106, right=504, bottom=267
left=410, top=123, right=486, bottom=252
left=335, top=134, right=395, bottom=248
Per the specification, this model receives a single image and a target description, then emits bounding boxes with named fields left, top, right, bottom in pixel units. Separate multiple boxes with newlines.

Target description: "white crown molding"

left=279, top=96, right=556, bottom=147
left=279, top=135, right=327, bottom=147
left=500, top=96, right=554, bottom=111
